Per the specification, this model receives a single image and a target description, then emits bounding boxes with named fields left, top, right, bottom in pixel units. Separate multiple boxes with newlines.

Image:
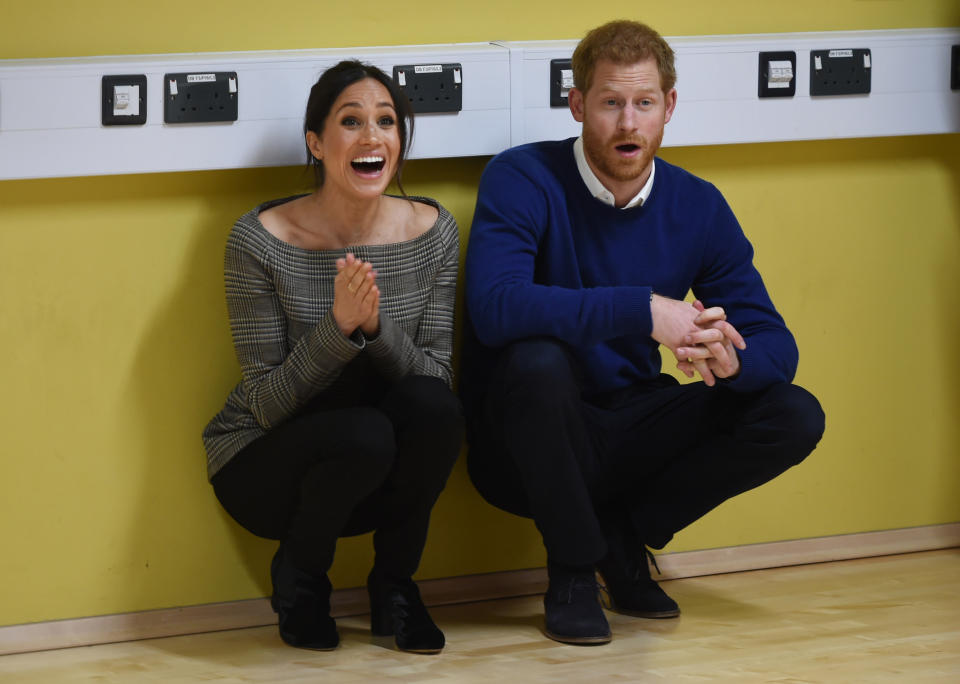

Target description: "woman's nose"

left=360, top=120, right=378, bottom=142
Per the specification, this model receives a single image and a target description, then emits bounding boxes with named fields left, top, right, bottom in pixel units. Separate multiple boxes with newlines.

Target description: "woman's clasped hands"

left=333, top=253, right=380, bottom=337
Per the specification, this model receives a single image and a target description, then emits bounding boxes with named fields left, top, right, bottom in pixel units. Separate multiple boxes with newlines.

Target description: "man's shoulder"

left=487, top=138, right=575, bottom=176
left=654, top=157, right=722, bottom=198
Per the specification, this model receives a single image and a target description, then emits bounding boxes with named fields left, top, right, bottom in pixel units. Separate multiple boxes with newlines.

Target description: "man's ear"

left=568, top=87, right=585, bottom=123
left=663, top=88, right=677, bottom=125
left=306, top=130, right=323, bottom=160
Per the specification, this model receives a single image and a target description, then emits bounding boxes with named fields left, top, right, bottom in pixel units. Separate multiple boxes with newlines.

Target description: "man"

left=461, top=20, right=825, bottom=645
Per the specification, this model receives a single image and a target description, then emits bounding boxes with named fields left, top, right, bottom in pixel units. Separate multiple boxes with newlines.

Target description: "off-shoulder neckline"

left=249, top=194, right=447, bottom=254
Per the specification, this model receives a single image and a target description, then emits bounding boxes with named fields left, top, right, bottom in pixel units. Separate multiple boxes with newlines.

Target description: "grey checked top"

left=202, top=195, right=459, bottom=479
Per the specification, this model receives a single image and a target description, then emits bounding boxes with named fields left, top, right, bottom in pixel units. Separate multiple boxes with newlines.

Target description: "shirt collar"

left=573, top=136, right=654, bottom=209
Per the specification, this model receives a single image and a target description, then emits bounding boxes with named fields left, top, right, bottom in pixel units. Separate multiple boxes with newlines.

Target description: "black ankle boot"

left=368, top=571, right=444, bottom=654
left=271, top=545, right=339, bottom=650
left=543, top=561, right=611, bottom=645
left=596, top=544, right=679, bottom=619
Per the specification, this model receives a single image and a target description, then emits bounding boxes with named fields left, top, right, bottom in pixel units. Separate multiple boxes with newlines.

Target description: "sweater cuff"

left=316, top=309, right=365, bottom=358
left=364, top=314, right=399, bottom=359
left=718, top=345, right=755, bottom=392
left=614, top=286, right=654, bottom=337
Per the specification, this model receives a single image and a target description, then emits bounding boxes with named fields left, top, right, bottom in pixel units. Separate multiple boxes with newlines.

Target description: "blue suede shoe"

left=543, top=562, right=611, bottom=645
left=597, top=547, right=679, bottom=619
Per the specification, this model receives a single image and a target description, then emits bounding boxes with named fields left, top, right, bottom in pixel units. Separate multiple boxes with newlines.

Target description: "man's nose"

left=618, top=106, right=638, bottom=131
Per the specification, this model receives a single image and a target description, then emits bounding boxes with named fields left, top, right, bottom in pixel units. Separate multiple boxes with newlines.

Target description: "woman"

left=202, top=61, right=463, bottom=654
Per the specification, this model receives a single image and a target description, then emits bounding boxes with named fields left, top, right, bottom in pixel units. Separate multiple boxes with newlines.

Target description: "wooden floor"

left=2, top=549, right=958, bottom=683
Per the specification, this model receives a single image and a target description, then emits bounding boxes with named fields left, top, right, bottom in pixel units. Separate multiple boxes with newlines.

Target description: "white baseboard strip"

left=652, top=522, right=960, bottom=581
left=1, top=522, right=957, bottom=656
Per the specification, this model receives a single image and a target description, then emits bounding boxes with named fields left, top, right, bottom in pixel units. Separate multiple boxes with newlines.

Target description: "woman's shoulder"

left=229, top=195, right=309, bottom=250
left=385, top=195, right=457, bottom=243
left=424, top=198, right=459, bottom=249
left=412, top=197, right=441, bottom=233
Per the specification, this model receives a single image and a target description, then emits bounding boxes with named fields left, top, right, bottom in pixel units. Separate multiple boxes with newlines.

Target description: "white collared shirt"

left=573, top=136, right=655, bottom=209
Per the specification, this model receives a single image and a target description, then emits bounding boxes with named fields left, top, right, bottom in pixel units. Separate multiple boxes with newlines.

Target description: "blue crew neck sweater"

left=463, top=138, right=797, bottom=406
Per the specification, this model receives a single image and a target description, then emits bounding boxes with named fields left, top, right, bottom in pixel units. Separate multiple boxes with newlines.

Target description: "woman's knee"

left=331, top=407, right=397, bottom=477
left=390, top=376, right=461, bottom=419
left=383, top=375, right=463, bottom=443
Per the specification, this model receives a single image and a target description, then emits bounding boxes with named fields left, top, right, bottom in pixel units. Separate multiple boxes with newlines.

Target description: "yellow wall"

left=1, top=1, right=958, bottom=627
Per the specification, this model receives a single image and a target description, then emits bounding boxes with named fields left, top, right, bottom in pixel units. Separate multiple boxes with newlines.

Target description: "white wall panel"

left=0, top=45, right=510, bottom=180
left=503, top=29, right=960, bottom=149
left=0, top=29, right=957, bottom=180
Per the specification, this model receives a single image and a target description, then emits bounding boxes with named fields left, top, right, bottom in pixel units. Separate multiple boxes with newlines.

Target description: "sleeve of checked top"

left=224, top=220, right=363, bottom=430
left=363, top=210, right=458, bottom=388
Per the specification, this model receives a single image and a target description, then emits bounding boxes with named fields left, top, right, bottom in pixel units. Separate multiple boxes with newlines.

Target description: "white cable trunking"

left=0, top=29, right=957, bottom=180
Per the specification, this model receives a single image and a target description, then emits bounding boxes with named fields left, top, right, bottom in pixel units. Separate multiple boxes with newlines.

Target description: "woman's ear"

left=306, top=131, right=323, bottom=160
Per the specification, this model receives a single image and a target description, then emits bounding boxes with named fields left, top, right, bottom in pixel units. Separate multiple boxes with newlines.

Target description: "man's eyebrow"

left=595, top=85, right=660, bottom=94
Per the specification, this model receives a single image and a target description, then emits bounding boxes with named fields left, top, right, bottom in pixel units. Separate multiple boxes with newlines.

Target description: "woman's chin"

left=347, top=180, right=390, bottom=201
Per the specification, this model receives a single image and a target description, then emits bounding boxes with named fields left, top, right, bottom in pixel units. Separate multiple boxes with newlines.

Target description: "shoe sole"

left=606, top=603, right=680, bottom=619
left=399, top=647, right=443, bottom=655
left=544, top=629, right=612, bottom=645
left=280, top=636, right=340, bottom=651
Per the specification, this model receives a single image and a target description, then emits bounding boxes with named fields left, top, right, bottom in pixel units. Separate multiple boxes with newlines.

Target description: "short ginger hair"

left=571, top=20, right=676, bottom=94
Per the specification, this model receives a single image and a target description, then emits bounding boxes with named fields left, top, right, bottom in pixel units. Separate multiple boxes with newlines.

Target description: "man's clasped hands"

left=651, top=294, right=747, bottom=387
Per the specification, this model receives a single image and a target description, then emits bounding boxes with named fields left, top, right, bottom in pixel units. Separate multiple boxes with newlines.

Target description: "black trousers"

left=467, top=339, right=825, bottom=567
left=213, top=372, right=463, bottom=578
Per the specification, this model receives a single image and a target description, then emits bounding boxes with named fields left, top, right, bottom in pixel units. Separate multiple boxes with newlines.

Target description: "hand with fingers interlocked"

left=332, top=252, right=380, bottom=337
left=674, top=299, right=746, bottom=386
left=651, top=294, right=746, bottom=386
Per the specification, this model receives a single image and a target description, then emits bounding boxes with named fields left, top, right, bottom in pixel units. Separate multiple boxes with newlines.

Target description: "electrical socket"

left=392, top=63, right=462, bottom=113
left=810, top=48, right=871, bottom=96
left=163, top=72, right=238, bottom=124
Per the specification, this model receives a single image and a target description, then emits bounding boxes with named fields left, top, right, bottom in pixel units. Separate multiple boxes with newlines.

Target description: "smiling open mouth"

left=351, top=156, right=386, bottom=173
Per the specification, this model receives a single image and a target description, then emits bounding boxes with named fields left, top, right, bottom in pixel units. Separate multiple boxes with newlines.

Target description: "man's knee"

left=761, top=384, right=826, bottom=465
left=498, top=338, right=577, bottom=396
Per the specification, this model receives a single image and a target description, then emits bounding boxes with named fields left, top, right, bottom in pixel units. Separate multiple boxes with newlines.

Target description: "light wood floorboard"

left=1, top=549, right=957, bottom=683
